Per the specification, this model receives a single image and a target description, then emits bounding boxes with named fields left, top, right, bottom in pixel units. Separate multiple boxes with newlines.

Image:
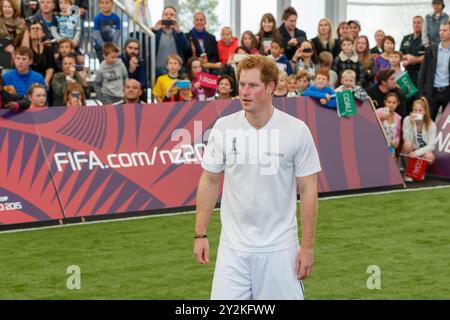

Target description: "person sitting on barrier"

left=51, top=53, right=87, bottom=106
left=240, top=30, right=259, bottom=55
left=335, top=69, right=369, bottom=101
left=375, top=92, right=402, bottom=152
left=401, top=97, right=436, bottom=180
left=286, top=74, right=299, bottom=97
left=94, top=43, right=128, bottom=105
left=295, top=70, right=311, bottom=96
left=153, top=53, right=182, bottom=103
left=0, top=73, right=30, bottom=110
left=64, top=81, right=85, bottom=107
left=304, top=68, right=336, bottom=108
left=273, top=71, right=288, bottom=98
left=26, top=83, right=47, bottom=108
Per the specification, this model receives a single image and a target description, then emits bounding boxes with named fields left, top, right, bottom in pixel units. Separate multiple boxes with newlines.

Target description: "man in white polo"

left=194, top=55, right=321, bottom=300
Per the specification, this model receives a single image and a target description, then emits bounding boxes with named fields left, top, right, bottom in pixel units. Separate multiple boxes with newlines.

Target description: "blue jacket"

left=3, top=69, right=46, bottom=97
left=278, top=24, right=307, bottom=60
left=274, top=54, right=294, bottom=75
left=304, top=85, right=337, bottom=108
left=153, top=28, right=191, bottom=65
left=120, top=54, right=147, bottom=90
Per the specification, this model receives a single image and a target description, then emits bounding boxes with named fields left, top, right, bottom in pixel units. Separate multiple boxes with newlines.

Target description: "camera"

left=302, top=48, right=313, bottom=53
left=162, top=19, right=174, bottom=26
left=413, top=113, right=423, bottom=121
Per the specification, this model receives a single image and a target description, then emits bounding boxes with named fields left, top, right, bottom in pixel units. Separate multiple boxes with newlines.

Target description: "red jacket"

left=217, top=37, right=239, bottom=66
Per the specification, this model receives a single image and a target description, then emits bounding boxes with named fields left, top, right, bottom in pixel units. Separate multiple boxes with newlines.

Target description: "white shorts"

left=210, top=244, right=304, bottom=300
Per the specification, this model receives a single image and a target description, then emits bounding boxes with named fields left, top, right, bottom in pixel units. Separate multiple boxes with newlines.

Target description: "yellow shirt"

left=153, top=74, right=178, bottom=101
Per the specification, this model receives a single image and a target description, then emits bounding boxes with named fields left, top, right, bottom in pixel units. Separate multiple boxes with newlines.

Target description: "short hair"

left=282, top=6, right=298, bottom=21
left=413, top=15, right=424, bottom=21
left=391, top=50, right=403, bottom=60
left=237, top=55, right=279, bottom=90
left=341, top=69, right=356, bottom=80
left=14, top=47, right=33, bottom=59
left=441, top=21, right=450, bottom=28
left=270, top=39, right=283, bottom=48
left=341, top=36, right=354, bottom=45
left=62, top=0, right=74, bottom=5
left=59, top=38, right=75, bottom=49
left=64, top=82, right=86, bottom=105
left=103, top=43, right=120, bottom=56
left=296, top=70, right=311, bottom=81
left=26, top=83, right=46, bottom=97
left=163, top=5, right=177, bottom=14
left=62, top=53, right=77, bottom=62
left=382, top=35, right=396, bottom=50
left=377, top=68, right=396, bottom=83
left=194, top=11, right=206, bottom=21
left=319, top=51, right=333, bottom=67
left=315, top=68, right=330, bottom=81
left=167, top=53, right=182, bottom=65
left=124, top=38, right=140, bottom=50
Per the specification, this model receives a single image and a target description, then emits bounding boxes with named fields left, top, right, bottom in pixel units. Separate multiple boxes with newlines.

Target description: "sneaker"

left=404, top=175, right=413, bottom=182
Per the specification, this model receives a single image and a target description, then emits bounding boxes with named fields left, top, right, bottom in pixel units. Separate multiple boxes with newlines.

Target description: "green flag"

left=336, top=90, right=357, bottom=117
left=396, top=73, right=417, bottom=99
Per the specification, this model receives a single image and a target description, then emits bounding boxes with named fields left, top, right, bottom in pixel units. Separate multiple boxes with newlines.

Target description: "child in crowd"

left=93, top=0, right=121, bottom=61
left=54, top=38, right=76, bottom=73
left=256, top=13, right=281, bottom=55
left=389, top=51, right=405, bottom=79
left=291, top=40, right=318, bottom=80
left=296, top=70, right=311, bottom=96
left=374, top=36, right=395, bottom=75
left=375, top=92, right=402, bottom=152
left=401, top=97, right=436, bottom=181
left=332, top=36, right=365, bottom=86
left=304, top=68, right=336, bottom=108
left=187, top=56, right=215, bottom=101
left=94, top=43, right=128, bottom=104
left=153, top=54, right=183, bottom=103
left=268, top=39, right=293, bottom=75
left=27, top=83, right=47, bottom=108
left=217, top=26, right=239, bottom=66
left=240, top=31, right=259, bottom=55
left=169, top=74, right=192, bottom=102
left=273, top=72, right=288, bottom=97
left=335, top=70, right=369, bottom=101
left=286, top=75, right=298, bottom=97
left=318, top=51, right=338, bottom=87
left=423, top=0, right=449, bottom=47
left=51, top=0, right=81, bottom=47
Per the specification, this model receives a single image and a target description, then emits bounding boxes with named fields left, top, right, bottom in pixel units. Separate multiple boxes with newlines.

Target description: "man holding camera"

left=152, top=6, right=190, bottom=78
left=120, top=38, right=147, bottom=99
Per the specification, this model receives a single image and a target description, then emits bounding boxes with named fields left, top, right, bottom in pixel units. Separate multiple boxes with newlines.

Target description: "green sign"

left=336, top=90, right=357, bottom=117
left=396, top=73, right=417, bottom=99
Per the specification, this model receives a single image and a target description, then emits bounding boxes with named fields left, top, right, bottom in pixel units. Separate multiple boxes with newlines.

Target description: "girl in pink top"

left=375, top=92, right=402, bottom=151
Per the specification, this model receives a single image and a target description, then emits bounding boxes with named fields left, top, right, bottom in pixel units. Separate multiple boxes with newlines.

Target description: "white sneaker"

left=404, top=176, right=413, bottom=182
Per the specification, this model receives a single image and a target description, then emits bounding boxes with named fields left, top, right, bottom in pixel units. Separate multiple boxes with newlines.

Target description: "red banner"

left=0, top=98, right=403, bottom=227
left=198, top=72, right=218, bottom=89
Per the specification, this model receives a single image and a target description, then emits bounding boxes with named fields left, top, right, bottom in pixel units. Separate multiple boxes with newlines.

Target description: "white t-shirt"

left=202, top=107, right=321, bottom=252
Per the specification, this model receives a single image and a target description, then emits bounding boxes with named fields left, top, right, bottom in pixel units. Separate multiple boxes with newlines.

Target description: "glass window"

left=240, top=0, right=277, bottom=35
left=347, top=0, right=430, bottom=49
left=291, top=0, right=326, bottom=39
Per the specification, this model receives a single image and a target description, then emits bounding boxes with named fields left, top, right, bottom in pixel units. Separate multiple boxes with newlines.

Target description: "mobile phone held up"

left=162, top=19, right=174, bottom=26
left=176, top=80, right=191, bottom=89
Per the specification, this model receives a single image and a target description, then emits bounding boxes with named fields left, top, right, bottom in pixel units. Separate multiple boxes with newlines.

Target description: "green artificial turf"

left=0, top=188, right=449, bottom=300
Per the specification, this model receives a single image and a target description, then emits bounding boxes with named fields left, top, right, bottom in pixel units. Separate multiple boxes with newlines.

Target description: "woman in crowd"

left=355, top=35, right=374, bottom=88
left=0, top=0, right=26, bottom=70
left=374, top=35, right=395, bottom=76
left=240, top=30, right=259, bottom=55
left=290, top=40, right=318, bottom=80
left=402, top=97, right=436, bottom=181
left=311, top=18, right=340, bottom=58
left=256, top=13, right=281, bottom=55
left=214, top=74, right=236, bottom=100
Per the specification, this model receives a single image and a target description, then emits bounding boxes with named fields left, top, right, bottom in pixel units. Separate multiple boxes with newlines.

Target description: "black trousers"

left=429, top=86, right=450, bottom=120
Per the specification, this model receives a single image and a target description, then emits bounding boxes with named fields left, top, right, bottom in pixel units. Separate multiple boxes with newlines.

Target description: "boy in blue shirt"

left=304, top=68, right=336, bottom=108
left=93, top=0, right=121, bottom=61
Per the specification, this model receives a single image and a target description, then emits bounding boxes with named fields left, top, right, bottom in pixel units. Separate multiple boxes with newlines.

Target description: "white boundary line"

left=1, top=185, right=449, bottom=235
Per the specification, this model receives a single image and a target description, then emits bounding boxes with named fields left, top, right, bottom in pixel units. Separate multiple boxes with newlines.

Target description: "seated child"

left=295, top=70, right=310, bottom=96
left=286, top=75, right=298, bottom=97
left=273, top=72, right=288, bottom=97
left=304, top=68, right=337, bottom=108
left=375, top=92, right=402, bottom=151
left=335, top=69, right=369, bottom=101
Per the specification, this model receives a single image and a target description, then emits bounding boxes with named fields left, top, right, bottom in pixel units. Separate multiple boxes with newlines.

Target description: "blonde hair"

left=317, top=18, right=335, bottom=50
left=412, top=97, right=432, bottom=131
left=296, top=70, right=311, bottom=81
left=167, top=53, right=182, bottom=66
left=221, top=26, right=233, bottom=36
left=341, top=69, right=356, bottom=80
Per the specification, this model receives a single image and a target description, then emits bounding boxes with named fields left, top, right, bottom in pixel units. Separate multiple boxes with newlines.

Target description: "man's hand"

left=129, top=56, right=139, bottom=73
left=194, top=238, right=210, bottom=264
left=288, top=38, right=298, bottom=47
left=296, top=247, right=314, bottom=280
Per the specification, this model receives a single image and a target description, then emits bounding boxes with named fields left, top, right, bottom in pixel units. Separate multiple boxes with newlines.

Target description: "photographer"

left=50, top=52, right=87, bottom=106
left=152, top=6, right=190, bottom=78
left=120, top=38, right=146, bottom=95
left=64, top=81, right=86, bottom=107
